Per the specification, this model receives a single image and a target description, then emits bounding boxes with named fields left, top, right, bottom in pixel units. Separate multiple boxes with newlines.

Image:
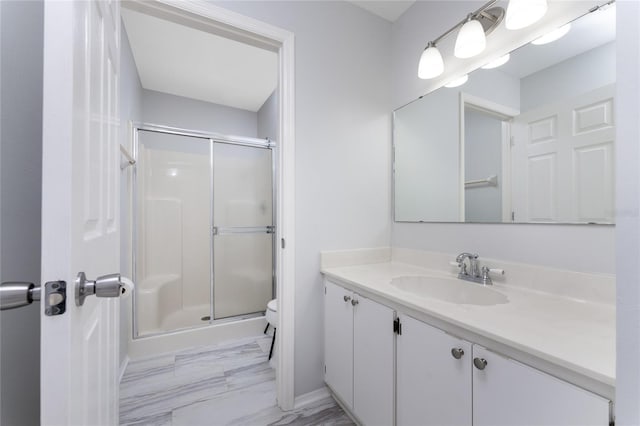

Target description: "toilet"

left=264, top=298, right=277, bottom=360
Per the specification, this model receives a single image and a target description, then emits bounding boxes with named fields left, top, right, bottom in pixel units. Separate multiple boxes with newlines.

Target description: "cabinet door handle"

left=451, top=348, right=465, bottom=359
left=343, top=295, right=351, bottom=302
left=473, top=357, right=488, bottom=370
left=351, top=299, right=359, bottom=306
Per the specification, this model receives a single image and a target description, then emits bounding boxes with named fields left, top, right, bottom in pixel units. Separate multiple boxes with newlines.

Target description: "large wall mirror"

left=394, top=4, right=615, bottom=224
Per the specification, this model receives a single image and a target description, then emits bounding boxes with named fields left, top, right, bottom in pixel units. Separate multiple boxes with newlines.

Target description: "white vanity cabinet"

left=396, top=315, right=472, bottom=426
left=472, top=345, right=610, bottom=426
left=324, top=280, right=395, bottom=426
left=324, top=279, right=611, bottom=426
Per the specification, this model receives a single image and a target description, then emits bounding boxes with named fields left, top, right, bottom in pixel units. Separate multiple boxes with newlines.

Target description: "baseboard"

left=293, top=386, right=331, bottom=410
left=326, top=387, right=361, bottom=426
left=119, top=355, right=130, bottom=384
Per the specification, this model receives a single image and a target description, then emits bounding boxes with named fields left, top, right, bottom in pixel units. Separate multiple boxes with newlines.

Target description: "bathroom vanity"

left=321, top=248, right=614, bottom=426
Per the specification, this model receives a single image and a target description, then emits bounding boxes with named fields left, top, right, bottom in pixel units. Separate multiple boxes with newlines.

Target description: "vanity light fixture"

left=445, top=75, right=469, bottom=88
left=418, top=42, right=445, bottom=79
left=531, top=24, right=571, bottom=45
left=417, top=0, right=505, bottom=79
left=455, top=15, right=487, bottom=59
left=481, top=53, right=510, bottom=69
left=505, top=0, right=548, bottom=30
left=417, top=0, right=556, bottom=80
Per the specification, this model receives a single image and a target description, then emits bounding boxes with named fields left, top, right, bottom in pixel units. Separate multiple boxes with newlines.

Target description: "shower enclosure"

left=132, top=124, right=275, bottom=337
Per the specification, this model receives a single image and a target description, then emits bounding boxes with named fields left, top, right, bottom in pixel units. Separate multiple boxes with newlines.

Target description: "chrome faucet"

left=454, top=253, right=503, bottom=286
left=455, top=252, right=479, bottom=277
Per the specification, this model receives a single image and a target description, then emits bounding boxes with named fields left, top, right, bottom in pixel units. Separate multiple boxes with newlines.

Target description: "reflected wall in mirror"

left=394, top=4, right=615, bottom=224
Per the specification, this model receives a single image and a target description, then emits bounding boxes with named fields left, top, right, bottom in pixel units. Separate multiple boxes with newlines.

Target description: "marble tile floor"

left=120, top=334, right=354, bottom=426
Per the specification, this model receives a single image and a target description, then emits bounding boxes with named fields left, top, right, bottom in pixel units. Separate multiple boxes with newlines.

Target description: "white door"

left=41, top=0, right=121, bottom=424
left=324, top=280, right=354, bottom=408
left=511, top=84, right=615, bottom=223
left=396, top=315, right=472, bottom=426
left=472, top=346, right=610, bottom=426
left=352, top=295, right=394, bottom=426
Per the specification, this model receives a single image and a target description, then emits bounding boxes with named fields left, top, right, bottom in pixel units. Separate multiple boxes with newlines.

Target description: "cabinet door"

left=324, top=280, right=354, bottom=407
left=397, top=315, right=472, bottom=426
left=353, top=294, right=395, bottom=426
left=473, top=346, right=610, bottom=426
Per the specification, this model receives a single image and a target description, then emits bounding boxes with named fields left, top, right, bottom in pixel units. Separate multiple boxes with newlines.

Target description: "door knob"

left=473, top=357, right=488, bottom=370
left=351, top=299, right=359, bottom=306
left=451, top=348, right=465, bottom=359
left=0, top=282, right=41, bottom=310
left=75, top=272, right=133, bottom=306
left=343, top=295, right=351, bottom=302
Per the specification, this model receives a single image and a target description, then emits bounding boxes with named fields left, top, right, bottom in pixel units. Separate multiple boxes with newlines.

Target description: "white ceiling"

left=348, top=0, right=415, bottom=22
left=121, top=8, right=278, bottom=112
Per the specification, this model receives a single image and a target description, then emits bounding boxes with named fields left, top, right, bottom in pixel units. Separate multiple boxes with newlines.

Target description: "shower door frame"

left=131, top=122, right=277, bottom=339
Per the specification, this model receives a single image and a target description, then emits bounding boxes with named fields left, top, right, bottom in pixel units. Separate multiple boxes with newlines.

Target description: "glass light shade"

left=454, top=19, right=486, bottom=59
left=481, top=54, right=511, bottom=70
left=418, top=45, right=444, bottom=79
left=445, top=74, right=469, bottom=88
left=531, top=24, right=571, bottom=45
left=506, top=0, right=548, bottom=30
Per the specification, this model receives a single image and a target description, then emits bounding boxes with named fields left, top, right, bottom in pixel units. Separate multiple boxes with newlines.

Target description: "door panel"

left=213, top=233, right=273, bottom=319
left=41, top=0, right=121, bottom=424
left=397, top=315, right=472, bottom=426
left=353, top=295, right=394, bottom=426
left=213, top=143, right=273, bottom=227
left=511, top=84, right=615, bottom=223
left=324, top=280, right=354, bottom=408
left=473, top=346, right=609, bottom=426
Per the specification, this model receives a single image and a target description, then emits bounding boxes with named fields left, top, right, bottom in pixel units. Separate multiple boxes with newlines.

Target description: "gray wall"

left=390, top=0, right=614, bottom=275
left=257, top=90, right=278, bottom=141
left=521, top=41, right=616, bottom=112
left=119, top=24, right=143, bottom=372
left=142, top=89, right=258, bottom=137
left=0, top=1, right=43, bottom=425
left=215, top=0, right=392, bottom=397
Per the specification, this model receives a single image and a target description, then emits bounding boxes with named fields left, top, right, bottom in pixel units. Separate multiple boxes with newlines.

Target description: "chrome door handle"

left=76, top=272, right=130, bottom=306
left=351, top=299, right=359, bottom=306
left=0, top=282, right=41, bottom=311
left=343, top=295, right=351, bottom=302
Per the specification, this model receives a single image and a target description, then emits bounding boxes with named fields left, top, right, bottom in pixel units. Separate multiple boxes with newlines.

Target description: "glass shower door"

left=135, top=130, right=212, bottom=336
left=212, top=142, right=274, bottom=319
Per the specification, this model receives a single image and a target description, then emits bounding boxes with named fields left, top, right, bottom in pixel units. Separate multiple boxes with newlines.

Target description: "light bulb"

left=418, top=43, right=444, bottom=79
left=454, top=18, right=486, bottom=59
left=506, top=0, right=548, bottom=30
left=481, top=54, right=510, bottom=70
left=445, top=75, right=469, bottom=88
left=531, top=24, right=571, bottom=45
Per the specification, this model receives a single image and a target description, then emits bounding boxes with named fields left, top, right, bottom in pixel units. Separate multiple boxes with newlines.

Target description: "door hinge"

left=393, top=317, right=402, bottom=335
left=510, top=135, right=515, bottom=147
left=281, top=238, right=285, bottom=249
left=324, top=364, right=326, bottom=374
left=511, top=211, right=515, bottom=222
left=324, top=286, right=326, bottom=295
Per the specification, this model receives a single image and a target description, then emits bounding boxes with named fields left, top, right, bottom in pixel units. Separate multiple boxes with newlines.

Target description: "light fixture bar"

left=432, top=0, right=498, bottom=45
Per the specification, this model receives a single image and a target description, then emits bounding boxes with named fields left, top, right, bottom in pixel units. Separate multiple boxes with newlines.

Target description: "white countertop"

left=321, top=261, right=615, bottom=393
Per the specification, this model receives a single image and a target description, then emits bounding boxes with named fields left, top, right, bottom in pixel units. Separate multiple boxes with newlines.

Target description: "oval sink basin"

left=390, top=276, right=508, bottom=306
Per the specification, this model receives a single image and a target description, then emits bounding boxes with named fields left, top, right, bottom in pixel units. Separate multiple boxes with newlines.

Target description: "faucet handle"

left=480, top=267, right=505, bottom=285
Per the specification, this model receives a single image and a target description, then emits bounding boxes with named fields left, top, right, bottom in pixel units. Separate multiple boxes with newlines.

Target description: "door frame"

left=126, top=0, right=296, bottom=410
